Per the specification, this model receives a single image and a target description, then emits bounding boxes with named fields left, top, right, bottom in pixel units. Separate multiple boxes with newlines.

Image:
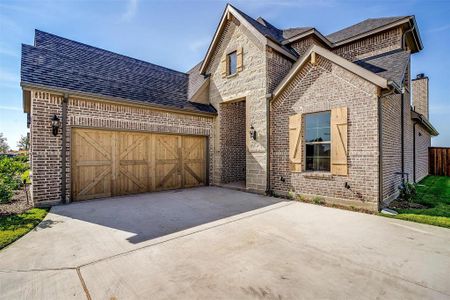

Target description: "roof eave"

left=20, top=82, right=217, bottom=117
left=331, top=17, right=413, bottom=47
left=411, top=110, right=439, bottom=136
left=281, top=29, right=333, bottom=48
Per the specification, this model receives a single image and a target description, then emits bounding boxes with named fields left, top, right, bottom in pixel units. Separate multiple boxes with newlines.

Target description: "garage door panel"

left=72, top=129, right=206, bottom=201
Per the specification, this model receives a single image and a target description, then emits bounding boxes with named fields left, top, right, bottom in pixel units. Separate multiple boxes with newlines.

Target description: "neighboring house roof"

left=326, top=17, right=407, bottom=43
left=354, top=49, right=411, bottom=88
left=21, top=30, right=216, bottom=114
left=273, top=45, right=388, bottom=99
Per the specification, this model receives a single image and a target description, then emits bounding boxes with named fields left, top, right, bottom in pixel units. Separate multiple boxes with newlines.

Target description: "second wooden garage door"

left=71, top=128, right=207, bottom=201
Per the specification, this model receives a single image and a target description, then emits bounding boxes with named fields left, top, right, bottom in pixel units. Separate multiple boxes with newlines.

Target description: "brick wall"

left=414, top=126, right=430, bottom=182
left=333, top=28, right=403, bottom=61
left=266, top=49, right=293, bottom=93
left=220, top=101, right=246, bottom=183
left=207, top=20, right=268, bottom=192
left=270, top=55, right=380, bottom=211
left=30, top=90, right=215, bottom=206
left=380, top=93, right=402, bottom=202
left=290, top=36, right=323, bottom=58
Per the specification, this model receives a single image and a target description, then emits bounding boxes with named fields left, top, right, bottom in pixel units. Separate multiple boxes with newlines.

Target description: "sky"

left=0, top=0, right=449, bottom=149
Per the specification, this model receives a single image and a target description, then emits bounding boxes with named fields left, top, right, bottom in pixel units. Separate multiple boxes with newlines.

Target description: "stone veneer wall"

left=207, top=20, right=268, bottom=192
left=220, top=101, right=246, bottom=183
left=270, top=56, right=380, bottom=211
left=30, top=90, right=215, bottom=206
left=412, top=77, right=429, bottom=119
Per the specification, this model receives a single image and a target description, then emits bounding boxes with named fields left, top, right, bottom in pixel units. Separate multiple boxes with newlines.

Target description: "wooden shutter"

left=289, top=114, right=302, bottom=172
left=331, top=107, right=348, bottom=175
left=237, top=47, right=243, bottom=72
left=221, top=54, right=227, bottom=78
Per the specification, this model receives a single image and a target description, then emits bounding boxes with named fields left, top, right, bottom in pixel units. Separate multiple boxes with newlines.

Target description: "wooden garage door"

left=72, top=128, right=207, bottom=201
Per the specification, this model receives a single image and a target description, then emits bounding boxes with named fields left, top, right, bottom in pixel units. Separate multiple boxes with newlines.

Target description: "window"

left=227, top=51, right=237, bottom=75
left=305, top=111, right=331, bottom=171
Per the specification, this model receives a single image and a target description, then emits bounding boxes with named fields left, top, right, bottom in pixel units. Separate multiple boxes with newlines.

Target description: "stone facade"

left=270, top=56, right=380, bottom=211
left=29, top=90, right=214, bottom=206
left=206, top=20, right=268, bottom=192
left=220, top=100, right=246, bottom=183
left=412, top=76, right=429, bottom=119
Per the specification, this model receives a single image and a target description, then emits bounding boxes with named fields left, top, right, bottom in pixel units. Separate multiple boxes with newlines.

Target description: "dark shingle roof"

left=326, top=17, right=408, bottom=44
left=21, top=30, right=216, bottom=114
left=354, top=49, right=410, bottom=87
left=282, top=27, right=313, bottom=40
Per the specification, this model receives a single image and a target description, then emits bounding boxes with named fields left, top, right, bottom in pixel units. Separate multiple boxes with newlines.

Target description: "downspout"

left=400, top=90, right=405, bottom=180
left=61, top=94, right=68, bottom=204
left=377, top=93, right=383, bottom=209
left=266, top=93, right=273, bottom=195
left=413, top=121, right=416, bottom=182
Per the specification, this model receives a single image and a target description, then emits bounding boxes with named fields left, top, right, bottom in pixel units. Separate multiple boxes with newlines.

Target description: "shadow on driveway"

left=51, top=186, right=283, bottom=244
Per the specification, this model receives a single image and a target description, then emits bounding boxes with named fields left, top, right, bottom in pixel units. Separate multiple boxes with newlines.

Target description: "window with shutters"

left=304, top=111, right=331, bottom=172
left=227, top=51, right=237, bottom=75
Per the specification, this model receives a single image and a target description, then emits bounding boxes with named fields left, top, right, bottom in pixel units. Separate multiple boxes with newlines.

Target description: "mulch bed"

left=0, top=188, right=33, bottom=217
left=388, top=199, right=427, bottom=210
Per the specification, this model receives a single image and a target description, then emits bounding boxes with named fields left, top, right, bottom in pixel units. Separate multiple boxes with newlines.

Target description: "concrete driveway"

left=0, top=187, right=449, bottom=299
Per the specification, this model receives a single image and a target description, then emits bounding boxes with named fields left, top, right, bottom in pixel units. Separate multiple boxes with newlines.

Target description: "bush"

left=398, top=181, right=417, bottom=202
left=0, top=176, right=14, bottom=203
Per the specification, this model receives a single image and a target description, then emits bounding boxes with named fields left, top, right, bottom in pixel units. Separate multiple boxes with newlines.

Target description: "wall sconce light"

left=51, top=114, right=60, bottom=136
left=249, top=125, right=256, bottom=140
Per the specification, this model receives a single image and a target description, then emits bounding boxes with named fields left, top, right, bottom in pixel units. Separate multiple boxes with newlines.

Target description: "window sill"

left=303, top=171, right=333, bottom=180
left=226, top=73, right=238, bottom=79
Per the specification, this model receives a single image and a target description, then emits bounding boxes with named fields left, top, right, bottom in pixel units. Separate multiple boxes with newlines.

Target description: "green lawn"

left=0, top=208, right=48, bottom=250
left=388, top=176, right=450, bottom=228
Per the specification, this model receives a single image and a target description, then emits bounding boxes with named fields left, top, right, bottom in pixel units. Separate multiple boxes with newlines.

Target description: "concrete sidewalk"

left=0, top=187, right=449, bottom=299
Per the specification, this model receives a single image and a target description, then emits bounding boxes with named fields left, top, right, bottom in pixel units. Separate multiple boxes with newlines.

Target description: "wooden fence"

left=429, top=147, right=450, bottom=176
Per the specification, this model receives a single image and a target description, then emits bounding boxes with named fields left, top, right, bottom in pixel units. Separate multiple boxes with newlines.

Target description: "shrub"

left=0, top=176, right=14, bottom=203
left=398, top=181, right=417, bottom=202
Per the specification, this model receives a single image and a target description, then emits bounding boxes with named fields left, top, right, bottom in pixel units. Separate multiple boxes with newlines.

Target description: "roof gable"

left=273, top=44, right=388, bottom=99
left=199, top=4, right=297, bottom=74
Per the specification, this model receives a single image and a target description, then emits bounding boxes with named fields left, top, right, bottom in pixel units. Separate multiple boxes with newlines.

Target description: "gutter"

left=20, top=82, right=217, bottom=118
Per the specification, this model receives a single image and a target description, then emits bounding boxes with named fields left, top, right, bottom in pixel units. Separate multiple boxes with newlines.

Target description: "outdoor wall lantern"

left=51, top=114, right=60, bottom=136
left=249, top=125, right=256, bottom=140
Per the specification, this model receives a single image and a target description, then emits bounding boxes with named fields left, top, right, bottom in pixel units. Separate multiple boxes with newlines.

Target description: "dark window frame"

left=304, top=111, right=331, bottom=172
left=227, top=51, right=237, bottom=76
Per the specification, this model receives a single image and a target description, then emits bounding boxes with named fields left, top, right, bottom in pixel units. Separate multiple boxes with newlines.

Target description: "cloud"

left=428, top=24, right=450, bottom=33
left=121, top=0, right=139, bottom=21
left=0, top=105, right=21, bottom=111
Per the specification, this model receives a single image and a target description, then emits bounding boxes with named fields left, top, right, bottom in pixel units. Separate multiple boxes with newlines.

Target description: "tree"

left=17, top=135, right=29, bottom=150
left=0, top=133, right=9, bottom=153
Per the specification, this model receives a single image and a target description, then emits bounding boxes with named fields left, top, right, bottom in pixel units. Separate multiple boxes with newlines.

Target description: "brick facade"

left=27, top=12, right=434, bottom=211
left=270, top=56, right=380, bottom=211
left=333, top=28, right=403, bottom=61
left=412, top=76, right=429, bottom=119
left=220, top=100, right=246, bottom=183
left=30, top=90, right=214, bottom=206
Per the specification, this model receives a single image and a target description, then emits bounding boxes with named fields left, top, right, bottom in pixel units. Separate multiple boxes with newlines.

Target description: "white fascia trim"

left=272, top=44, right=388, bottom=99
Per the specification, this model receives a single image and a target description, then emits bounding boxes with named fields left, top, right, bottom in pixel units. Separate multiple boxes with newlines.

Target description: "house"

left=21, top=4, right=438, bottom=210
